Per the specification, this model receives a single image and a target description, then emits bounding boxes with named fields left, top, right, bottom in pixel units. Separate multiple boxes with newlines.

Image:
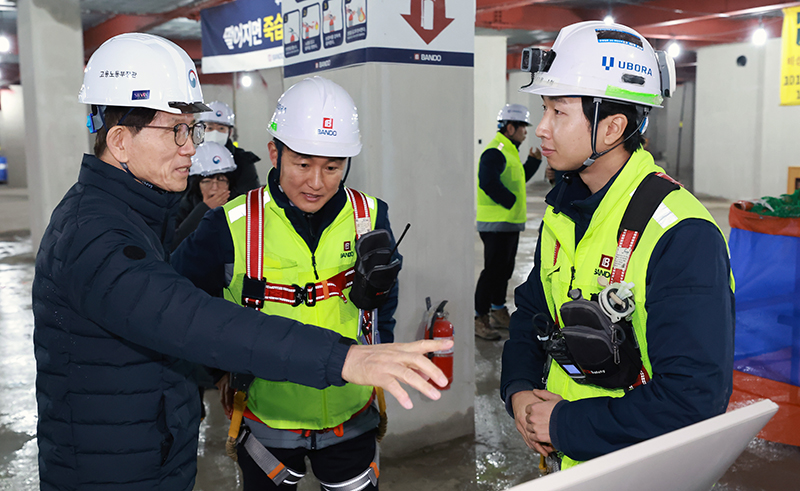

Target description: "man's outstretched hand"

left=342, top=339, right=454, bottom=409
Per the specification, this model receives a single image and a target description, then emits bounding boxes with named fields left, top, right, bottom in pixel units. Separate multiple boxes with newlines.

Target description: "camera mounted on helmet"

left=520, top=47, right=556, bottom=75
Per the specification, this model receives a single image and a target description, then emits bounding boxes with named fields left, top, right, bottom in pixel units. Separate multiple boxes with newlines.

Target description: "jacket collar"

left=545, top=155, right=629, bottom=223
left=79, top=153, right=181, bottom=230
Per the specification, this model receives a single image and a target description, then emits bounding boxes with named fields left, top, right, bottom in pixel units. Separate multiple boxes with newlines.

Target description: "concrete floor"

left=2, top=180, right=800, bottom=490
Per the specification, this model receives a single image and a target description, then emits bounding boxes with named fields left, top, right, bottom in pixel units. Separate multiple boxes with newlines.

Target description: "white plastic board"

left=508, top=399, right=778, bottom=491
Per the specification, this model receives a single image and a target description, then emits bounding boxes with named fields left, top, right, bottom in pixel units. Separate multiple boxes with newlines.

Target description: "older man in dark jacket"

left=33, top=33, right=449, bottom=491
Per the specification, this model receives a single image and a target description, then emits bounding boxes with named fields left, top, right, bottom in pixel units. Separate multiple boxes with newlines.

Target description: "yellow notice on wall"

left=781, top=7, right=800, bottom=105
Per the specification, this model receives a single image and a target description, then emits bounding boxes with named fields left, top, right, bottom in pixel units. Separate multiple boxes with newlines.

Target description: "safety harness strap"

left=239, top=427, right=306, bottom=486
left=345, top=187, right=373, bottom=239
left=319, top=445, right=380, bottom=491
left=345, top=188, right=379, bottom=346
left=614, top=172, right=680, bottom=389
left=259, top=268, right=355, bottom=307
left=345, top=188, right=389, bottom=443
left=610, top=172, right=681, bottom=284
left=242, top=186, right=267, bottom=310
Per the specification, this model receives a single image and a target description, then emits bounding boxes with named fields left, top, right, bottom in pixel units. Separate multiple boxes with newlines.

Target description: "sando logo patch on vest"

left=594, top=254, right=613, bottom=279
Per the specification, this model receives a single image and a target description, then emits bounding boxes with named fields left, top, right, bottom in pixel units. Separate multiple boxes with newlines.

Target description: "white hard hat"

left=267, top=76, right=362, bottom=158
left=79, top=33, right=210, bottom=114
left=189, top=141, right=237, bottom=177
left=520, top=21, right=676, bottom=108
left=497, top=104, right=531, bottom=125
left=197, top=101, right=235, bottom=127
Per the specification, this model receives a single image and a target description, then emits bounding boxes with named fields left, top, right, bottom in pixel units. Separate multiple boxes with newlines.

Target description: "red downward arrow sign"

left=401, top=0, right=455, bottom=45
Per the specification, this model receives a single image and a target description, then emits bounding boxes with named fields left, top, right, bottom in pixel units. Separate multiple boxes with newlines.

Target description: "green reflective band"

left=605, top=85, right=662, bottom=105
left=270, top=122, right=278, bottom=131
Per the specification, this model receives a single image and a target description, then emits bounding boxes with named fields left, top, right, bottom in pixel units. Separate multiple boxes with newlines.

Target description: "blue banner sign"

left=201, top=0, right=284, bottom=74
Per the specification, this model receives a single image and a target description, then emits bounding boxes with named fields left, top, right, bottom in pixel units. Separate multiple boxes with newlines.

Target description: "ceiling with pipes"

left=0, top=0, right=794, bottom=86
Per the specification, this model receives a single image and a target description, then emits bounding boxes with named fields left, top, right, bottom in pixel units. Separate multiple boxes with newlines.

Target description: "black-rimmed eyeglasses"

left=121, top=122, right=206, bottom=147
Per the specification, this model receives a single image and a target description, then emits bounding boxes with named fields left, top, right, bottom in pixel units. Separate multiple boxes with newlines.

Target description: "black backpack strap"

left=610, top=172, right=681, bottom=283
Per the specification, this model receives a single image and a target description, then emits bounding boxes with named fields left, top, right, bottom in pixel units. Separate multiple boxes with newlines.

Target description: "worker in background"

left=172, top=141, right=237, bottom=250
left=475, top=104, right=542, bottom=340
left=33, top=33, right=450, bottom=491
left=172, top=76, right=402, bottom=491
left=197, top=100, right=261, bottom=197
left=501, top=21, right=734, bottom=472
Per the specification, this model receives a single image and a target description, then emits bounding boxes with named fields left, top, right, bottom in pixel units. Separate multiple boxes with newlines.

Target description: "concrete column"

left=17, top=0, right=88, bottom=250
left=232, top=68, right=284, bottom=180
left=474, top=35, right=507, bottom=193
left=0, top=85, right=27, bottom=188
left=285, top=61, right=475, bottom=456
left=507, top=70, right=546, bottom=182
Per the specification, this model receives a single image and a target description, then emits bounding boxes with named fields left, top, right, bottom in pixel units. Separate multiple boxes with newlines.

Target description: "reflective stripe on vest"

left=222, top=186, right=377, bottom=430
left=538, top=149, right=732, bottom=470
left=476, top=132, right=527, bottom=224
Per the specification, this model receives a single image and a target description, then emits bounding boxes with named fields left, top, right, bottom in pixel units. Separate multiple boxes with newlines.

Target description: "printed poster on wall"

left=282, top=0, right=475, bottom=78
left=201, top=0, right=284, bottom=74
left=780, top=6, right=800, bottom=105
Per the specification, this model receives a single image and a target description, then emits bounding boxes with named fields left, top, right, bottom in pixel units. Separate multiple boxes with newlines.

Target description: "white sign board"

left=282, top=0, right=475, bottom=77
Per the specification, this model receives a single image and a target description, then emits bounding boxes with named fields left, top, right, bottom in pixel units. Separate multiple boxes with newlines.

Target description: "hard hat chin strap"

left=87, top=105, right=107, bottom=134
left=579, top=98, right=649, bottom=172
left=342, top=157, right=351, bottom=184
left=120, top=162, right=163, bottom=193
left=274, top=139, right=284, bottom=176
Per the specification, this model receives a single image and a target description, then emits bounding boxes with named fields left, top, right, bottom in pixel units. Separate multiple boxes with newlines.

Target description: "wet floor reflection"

left=1, top=184, right=800, bottom=490
left=0, top=232, right=38, bottom=489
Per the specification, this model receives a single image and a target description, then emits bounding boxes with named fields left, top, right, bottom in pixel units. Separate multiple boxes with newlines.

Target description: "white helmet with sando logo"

left=189, top=142, right=237, bottom=177
left=79, top=33, right=211, bottom=132
left=267, top=76, right=362, bottom=158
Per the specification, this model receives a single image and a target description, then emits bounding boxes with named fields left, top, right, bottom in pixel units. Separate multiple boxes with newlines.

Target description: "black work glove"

left=349, top=229, right=401, bottom=310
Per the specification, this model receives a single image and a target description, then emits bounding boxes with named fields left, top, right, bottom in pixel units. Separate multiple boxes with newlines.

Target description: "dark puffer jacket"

left=33, top=154, right=353, bottom=491
left=226, top=140, right=261, bottom=199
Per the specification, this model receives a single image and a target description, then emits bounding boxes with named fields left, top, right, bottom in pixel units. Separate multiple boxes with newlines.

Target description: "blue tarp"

left=730, top=227, right=800, bottom=386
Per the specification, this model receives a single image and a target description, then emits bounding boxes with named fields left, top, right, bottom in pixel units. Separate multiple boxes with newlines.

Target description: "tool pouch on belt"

left=557, top=297, right=643, bottom=390
left=350, top=229, right=401, bottom=310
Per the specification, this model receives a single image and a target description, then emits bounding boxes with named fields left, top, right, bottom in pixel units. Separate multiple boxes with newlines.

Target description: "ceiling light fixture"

left=240, top=74, right=253, bottom=88
left=753, top=25, right=767, bottom=46
left=603, top=15, right=614, bottom=25
left=0, top=35, right=10, bottom=54
left=667, top=42, right=681, bottom=59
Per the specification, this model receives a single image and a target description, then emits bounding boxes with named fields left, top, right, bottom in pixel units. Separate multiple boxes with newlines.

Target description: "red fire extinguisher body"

left=430, top=316, right=454, bottom=390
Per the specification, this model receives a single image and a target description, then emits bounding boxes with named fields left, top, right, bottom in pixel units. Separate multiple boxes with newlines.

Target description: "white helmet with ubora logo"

left=520, top=21, right=675, bottom=108
left=189, top=142, right=237, bottom=177
left=267, top=76, right=362, bottom=158
left=79, top=33, right=210, bottom=115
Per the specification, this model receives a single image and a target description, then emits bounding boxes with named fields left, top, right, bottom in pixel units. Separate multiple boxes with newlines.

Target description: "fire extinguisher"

left=423, top=297, right=453, bottom=390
